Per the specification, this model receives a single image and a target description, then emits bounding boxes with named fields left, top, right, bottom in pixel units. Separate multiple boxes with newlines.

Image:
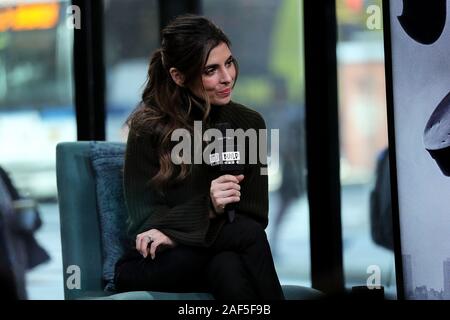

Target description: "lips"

left=217, top=88, right=231, bottom=95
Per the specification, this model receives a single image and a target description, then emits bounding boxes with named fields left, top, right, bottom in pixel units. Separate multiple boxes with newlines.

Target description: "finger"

left=135, top=235, right=141, bottom=253
left=235, top=174, right=245, bottom=182
left=217, top=196, right=241, bottom=208
left=215, top=174, right=239, bottom=184
left=136, top=235, right=146, bottom=255
left=218, top=182, right=240, bottom=191
left=141, top=237, right=151, bottom=257
left=149, top=241, right=160, bottom=260
left=214, top=189, right=241, bottom=199
left=210, top=183, right=240, bottom=196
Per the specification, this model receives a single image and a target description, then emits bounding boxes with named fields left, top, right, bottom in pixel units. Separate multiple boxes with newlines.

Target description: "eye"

left=225, top=59, right=234, bottom=67
left=204, top=68, right=216, bottom=75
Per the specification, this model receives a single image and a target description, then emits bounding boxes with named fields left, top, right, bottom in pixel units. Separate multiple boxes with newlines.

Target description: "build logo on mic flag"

left=170, top=121, right=279, bottom=176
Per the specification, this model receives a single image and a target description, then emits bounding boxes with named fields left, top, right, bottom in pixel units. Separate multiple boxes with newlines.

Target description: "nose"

left=220, top=67, right=232, bottom=84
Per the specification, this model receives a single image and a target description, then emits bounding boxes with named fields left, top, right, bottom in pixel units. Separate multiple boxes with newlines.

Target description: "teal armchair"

left=56, top=141, right=323, bottom=300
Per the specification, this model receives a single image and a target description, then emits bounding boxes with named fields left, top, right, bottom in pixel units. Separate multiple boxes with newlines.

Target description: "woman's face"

left=191, top=42, right=236, bottom=105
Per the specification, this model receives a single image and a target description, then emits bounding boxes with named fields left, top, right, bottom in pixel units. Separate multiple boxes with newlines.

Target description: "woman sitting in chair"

left=114, top=14, right=284, bottom=300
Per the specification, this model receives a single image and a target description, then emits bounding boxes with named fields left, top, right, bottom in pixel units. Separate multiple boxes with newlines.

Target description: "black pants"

left=114, top=214, right=285, bottom=300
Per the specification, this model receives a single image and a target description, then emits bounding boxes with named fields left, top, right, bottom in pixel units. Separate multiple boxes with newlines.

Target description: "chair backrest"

left=56, top=142, right=112, bottom=299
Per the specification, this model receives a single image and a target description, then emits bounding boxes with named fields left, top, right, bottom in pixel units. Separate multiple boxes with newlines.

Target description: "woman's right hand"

left=210, top=174, right=244, bottom=214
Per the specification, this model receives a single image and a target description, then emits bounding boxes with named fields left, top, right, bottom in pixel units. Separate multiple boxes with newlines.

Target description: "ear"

left=169, top=67, right=185, bottom=87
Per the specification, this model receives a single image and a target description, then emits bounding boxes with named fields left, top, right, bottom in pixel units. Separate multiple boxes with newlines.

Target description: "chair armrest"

left=56, top=142, right=104, bottom=299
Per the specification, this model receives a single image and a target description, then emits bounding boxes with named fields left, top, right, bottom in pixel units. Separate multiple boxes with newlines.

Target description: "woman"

left=114, top=14, right=284, bottom=300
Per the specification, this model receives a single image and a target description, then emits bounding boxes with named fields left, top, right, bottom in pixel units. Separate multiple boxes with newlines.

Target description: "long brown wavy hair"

left=127, top=14, right=239, bottom=190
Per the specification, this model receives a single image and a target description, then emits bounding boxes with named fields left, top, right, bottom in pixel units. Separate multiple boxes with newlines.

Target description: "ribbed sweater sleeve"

left=123, top=128, right=211, bottom=246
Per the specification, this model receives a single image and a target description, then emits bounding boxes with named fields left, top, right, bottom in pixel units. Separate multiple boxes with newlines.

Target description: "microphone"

left=210, top=122, right=245, bottom=222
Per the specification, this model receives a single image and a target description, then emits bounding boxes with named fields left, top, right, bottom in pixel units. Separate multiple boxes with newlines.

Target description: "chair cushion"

left=83, top=285, right=322, bottom=300
left=90, top=142, right=128, bottom=292
left=87, top=291, right=214, bottom=300
left=282, top=285, right=324, bottom=300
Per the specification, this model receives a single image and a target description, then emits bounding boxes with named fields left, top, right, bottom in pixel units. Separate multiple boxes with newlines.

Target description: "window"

left=0, top=0, right=75, bottom=200
left=336, top=0, right=396, bottom=296
left=104, top=0, right=159, bottom=142
left=0, top=0, right=75, bottom=299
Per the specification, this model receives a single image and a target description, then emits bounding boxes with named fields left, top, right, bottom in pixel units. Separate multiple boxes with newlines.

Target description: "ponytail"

left=127, top=48, right=193, bottom=190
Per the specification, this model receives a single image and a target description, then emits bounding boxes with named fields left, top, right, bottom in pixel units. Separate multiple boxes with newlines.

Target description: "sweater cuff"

left=208, top=196, right=218, bottom=219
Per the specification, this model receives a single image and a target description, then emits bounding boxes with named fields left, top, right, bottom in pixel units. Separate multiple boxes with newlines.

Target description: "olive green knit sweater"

left=124, top=101, right=268, bottom=247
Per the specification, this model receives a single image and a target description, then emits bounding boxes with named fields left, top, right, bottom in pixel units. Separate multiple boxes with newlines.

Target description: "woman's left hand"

left=135, top=228, right=177, bottom=259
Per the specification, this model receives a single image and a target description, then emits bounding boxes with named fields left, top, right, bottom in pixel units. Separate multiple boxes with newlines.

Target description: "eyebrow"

left=204, top=55, right=234, bottom=69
